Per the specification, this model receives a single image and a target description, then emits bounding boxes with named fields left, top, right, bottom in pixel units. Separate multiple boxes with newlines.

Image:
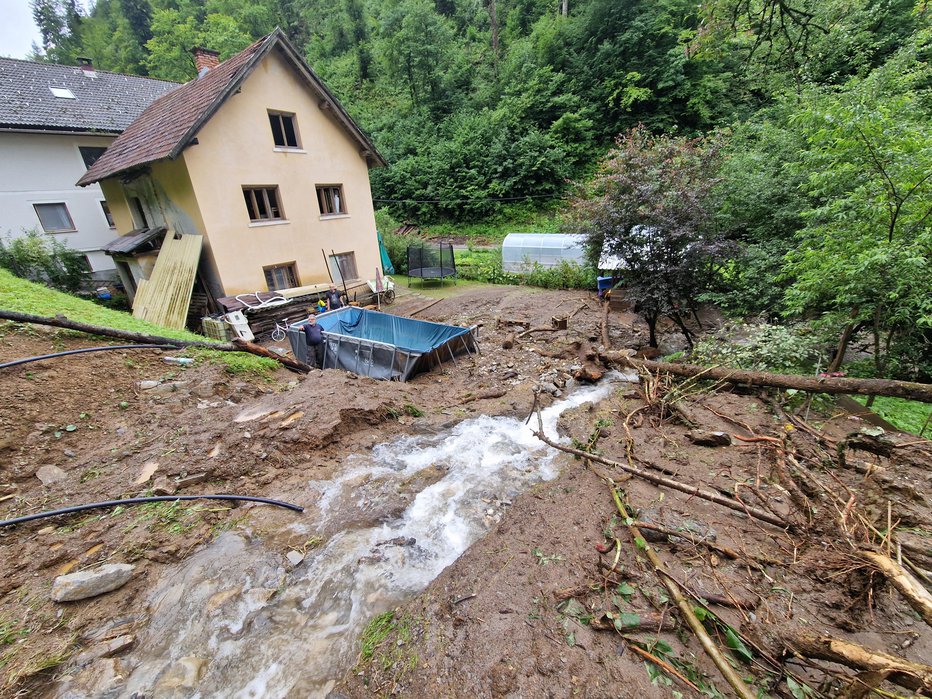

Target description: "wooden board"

left=132, top=233, right=203, bottom=329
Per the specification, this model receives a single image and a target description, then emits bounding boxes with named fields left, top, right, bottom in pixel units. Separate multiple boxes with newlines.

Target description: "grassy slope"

left=851, top=395, right=932, bottom=437
left=0, top=268, right=207, bottom=342
left=0, top=269, right=277, bottom=375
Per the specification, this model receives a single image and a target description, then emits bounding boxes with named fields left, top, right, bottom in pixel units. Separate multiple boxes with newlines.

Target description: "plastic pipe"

left=0, top=494, right=304, bottom=528
left=0, top=344, right=178, bottom=370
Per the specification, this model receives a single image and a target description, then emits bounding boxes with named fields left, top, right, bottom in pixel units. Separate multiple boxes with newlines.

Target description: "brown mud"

left=0, top=285, right=929, bottom=698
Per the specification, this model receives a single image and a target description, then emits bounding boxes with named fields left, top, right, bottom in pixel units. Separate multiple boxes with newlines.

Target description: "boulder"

left=36, top=465, right=68, bottom=485
left=51, top=563, right=135, bottom=602
left=686, top=430, right=732, bottom=447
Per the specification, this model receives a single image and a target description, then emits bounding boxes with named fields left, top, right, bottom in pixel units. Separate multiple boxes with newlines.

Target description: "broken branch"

left=786, top=632, right=932, bottom=692
left=533, top=428, right=790, bottom=528
left=861, top=550, right=932, bottom=627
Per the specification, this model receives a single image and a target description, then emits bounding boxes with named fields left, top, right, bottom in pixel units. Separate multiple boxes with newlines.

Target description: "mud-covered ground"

left=0, top=285, right=929, bottom=698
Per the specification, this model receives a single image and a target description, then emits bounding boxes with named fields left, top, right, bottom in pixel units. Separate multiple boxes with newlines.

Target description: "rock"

left=138, top=380, right=160, bottom=390
left=686, top=430, right=732, bottom=447
left=51, top=563, right=135, bottom=602
left=286, top=550, right=305, bottom=567
left=63, top=449, right=76, bottom=458
left=36, top=465, right=67, bottom=485
left=73, top=635, right=136, bottom=666
left=134, top=461, right=159, bottom=485
left=176, top=472, right=208, bottom=489
left=156, top=656, right=208, bottom=690
left=151, top=476, right=176, bottom=496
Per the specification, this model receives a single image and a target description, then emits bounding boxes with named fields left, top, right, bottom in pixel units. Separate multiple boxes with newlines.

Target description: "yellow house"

left=77, top=29, right=387, bottom=310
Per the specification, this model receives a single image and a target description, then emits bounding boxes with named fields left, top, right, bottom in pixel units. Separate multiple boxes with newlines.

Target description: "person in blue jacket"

left=303, top=314, right=325, bottom=368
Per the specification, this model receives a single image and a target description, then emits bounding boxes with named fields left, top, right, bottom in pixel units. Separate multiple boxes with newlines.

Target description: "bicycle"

left=270, top=317, right=292, bottom=342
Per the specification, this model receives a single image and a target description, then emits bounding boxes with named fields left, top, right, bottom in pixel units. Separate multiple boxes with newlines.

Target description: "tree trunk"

left=600, top=352, right=932, bottom=403
left=646, top=311, right=659, bottom=348
left=0, top=309, right=232, bottom=349
left=487, top=0, right=499, bottom=71
left=828, top=315, right=860, bottom=372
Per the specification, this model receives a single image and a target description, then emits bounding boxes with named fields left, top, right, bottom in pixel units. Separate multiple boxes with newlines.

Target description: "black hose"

left=0, top=494, right=304, bottom=528
left=0, top=344, right=178, bottom=370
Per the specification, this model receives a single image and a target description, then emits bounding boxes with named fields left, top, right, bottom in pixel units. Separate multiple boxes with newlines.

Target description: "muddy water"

left=87, top=377, right=629, bottom=698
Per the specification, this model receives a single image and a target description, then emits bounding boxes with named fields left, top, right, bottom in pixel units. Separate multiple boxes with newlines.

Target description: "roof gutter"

left=0, top=125, right=121, bottom=136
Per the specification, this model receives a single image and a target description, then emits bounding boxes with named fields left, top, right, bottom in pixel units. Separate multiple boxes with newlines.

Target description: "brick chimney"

left=76, top=57, right=96, bottom=77
left=192, top=47, right=220, bottom=76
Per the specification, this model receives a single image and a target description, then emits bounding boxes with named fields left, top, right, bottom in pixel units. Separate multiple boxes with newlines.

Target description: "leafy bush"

left=0, top=230, right=89, bottom=293
left=456, top=253, right=521, bottom=285
left=380, top=228, right=422, bottom=276
left=522, top=260, right=596, bottom=290
left=699, top=241, right=789, bottom=320
left=690, top=322, right=825, bottom=374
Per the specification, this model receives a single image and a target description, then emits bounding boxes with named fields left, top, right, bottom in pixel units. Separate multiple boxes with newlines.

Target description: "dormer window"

left=50, top=87, right=75, bottom=99
left=268, top=111, right=300, bottom=149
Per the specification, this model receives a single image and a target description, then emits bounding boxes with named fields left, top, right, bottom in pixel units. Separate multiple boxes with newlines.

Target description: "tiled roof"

left=0, top=57, right=179, bottom=133
left=78, top=29, right=386, bottom=187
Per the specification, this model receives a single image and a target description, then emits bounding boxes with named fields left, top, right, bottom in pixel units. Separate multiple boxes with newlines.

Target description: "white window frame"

left=33, top=202, right=76, bottom=233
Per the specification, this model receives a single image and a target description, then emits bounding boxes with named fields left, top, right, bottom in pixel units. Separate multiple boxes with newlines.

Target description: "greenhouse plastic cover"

left=501, top=233, right=587, bottom=272
left=316, top=307, right=470, bottom=352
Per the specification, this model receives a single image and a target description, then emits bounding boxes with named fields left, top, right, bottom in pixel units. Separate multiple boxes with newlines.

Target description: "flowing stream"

left=84, top=377, right=628, bottom=698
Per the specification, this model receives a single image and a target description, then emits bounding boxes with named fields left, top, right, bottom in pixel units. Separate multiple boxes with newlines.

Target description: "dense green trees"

left=23, top=0, right=930, bottom=378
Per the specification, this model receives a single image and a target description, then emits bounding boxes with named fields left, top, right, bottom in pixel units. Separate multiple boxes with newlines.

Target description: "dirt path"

left=0, top=288, right=929, bottom=698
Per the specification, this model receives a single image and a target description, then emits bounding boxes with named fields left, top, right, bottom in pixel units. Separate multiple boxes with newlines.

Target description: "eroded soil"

left=0, top=285, right=929, bottom=698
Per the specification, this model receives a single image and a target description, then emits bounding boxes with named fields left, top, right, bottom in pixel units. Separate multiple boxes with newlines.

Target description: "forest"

left=26, top=0, right=932, bottom=385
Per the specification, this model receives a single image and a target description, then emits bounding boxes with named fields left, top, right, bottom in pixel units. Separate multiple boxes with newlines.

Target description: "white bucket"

left=224, top=311, right=255, bottom=342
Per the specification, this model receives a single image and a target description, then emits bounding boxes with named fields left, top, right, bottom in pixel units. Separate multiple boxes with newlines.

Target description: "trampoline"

left=407, top=242, right=457, bottom=287
left=287, top=307, right=478, bottom=382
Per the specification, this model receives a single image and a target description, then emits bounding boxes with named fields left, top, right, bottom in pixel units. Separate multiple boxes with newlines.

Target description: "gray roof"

left=101, top=226, right=167, bottom=255
left=0, top=57, right=179, bottom=133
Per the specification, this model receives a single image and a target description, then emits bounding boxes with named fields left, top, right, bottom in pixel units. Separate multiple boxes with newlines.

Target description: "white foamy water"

left=93, top=376, right=629, bottom=699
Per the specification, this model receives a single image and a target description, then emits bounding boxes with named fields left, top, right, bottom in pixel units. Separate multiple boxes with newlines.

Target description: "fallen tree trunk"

left=232, top=339, right=311, bottom=373
left=574, top=340, right=603, bottom=383
left=861, top=550, right=932, bottom=627
left=0, top=310, right=310, bottom=373
left=0, top=310, right=232, bottom=349
left=601, top=353, right=932, bottom=403
left=785, top=632, right=932, bottom=692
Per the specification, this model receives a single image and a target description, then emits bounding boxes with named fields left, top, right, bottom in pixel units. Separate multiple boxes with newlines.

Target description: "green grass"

left=359, top=611, right=397, bottom=661
left=391, top=274, right=498, bottom=299
left=850, top=395, right=932, bottom=436
left=0, top=268, right=276, bottom=377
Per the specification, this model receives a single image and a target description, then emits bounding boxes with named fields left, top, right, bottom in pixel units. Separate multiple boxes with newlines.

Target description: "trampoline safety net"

left=288, top=307, right=477, bottom=381
left=407, top=242, right=457, bottom=286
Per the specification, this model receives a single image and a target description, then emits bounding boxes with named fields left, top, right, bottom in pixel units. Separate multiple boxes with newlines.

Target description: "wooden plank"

left=132, top=233, right=203, bottom=329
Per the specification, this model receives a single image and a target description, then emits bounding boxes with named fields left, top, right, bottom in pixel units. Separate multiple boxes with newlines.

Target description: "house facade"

left=0, top=57, right=178, bottom=279
left=79, top=31, right=387, bottom=304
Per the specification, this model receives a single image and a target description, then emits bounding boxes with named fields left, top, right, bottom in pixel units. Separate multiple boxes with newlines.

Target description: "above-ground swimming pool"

left=288, top=307, right=478, bottom=381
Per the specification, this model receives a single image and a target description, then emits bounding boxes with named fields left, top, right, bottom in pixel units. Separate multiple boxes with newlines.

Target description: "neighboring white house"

left=0, top=57, right=178, bottom=279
